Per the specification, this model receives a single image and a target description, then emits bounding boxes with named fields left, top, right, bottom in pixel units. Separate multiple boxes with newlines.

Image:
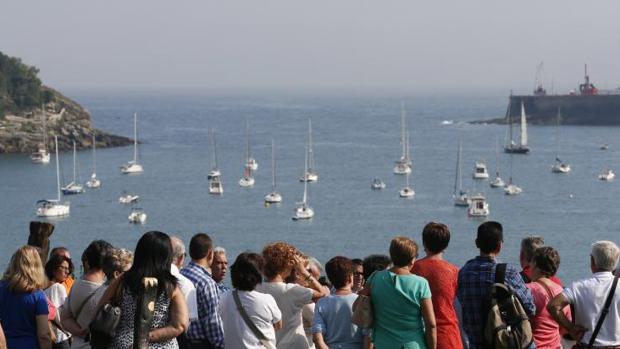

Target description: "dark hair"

left=476, top=221, right=503, bottom=254
left=50, top=247, right=70, bottom=258
left=123, top=231, right=177, bottom=297
left=325, top=256, right=353, bottom=289
left=81, top=240, right=113, bottom=270
left=533, top=246, right=560, bottom=277
left=362, top=254, right=391, bottom=280
left=422, top=222, right=451, bottom=254
left=231, top=252, right=264, bottom=291
left=351, top=258, right=363, bottom=266
left=44, top=254, right=74, bottom=281
left=189, top=233, right=213, bottom=260
left=103, top=249, right=124, bottom=280
left=521, top=236, right=545, bottom=263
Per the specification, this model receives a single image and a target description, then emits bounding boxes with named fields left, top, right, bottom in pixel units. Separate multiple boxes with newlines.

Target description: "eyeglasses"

left=353, top=272, right=364, bottom=277
left=57, top=266, right=70, bottom=272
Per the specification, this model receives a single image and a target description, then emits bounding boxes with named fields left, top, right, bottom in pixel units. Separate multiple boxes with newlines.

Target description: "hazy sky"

left=2, top=1, right=619, bottom=93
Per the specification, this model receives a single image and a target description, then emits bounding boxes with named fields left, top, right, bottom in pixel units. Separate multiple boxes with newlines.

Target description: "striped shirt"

left=181, top=261, right=224, bottom=348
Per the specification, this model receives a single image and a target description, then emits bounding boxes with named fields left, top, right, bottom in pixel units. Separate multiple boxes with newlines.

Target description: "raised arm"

left=148, top=286, right=189, bottom=342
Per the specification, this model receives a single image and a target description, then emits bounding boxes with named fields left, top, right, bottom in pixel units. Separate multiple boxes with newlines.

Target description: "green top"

left=368, top=270, right=432, bottom=349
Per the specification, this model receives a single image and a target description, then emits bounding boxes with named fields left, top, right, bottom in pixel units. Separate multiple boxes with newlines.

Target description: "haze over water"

left=1, top=91, right=619, bottom=283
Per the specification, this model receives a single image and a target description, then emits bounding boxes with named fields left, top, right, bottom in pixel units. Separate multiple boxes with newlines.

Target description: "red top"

left=527, top=279, right=571, bottom=349
left=412, top=258, right=463, bottom=349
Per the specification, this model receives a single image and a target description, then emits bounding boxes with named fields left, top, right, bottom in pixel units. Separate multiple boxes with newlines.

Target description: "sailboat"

left=264, top=139, right=282, bottom=203
left=31, top=105, right=50, bottom=164
left=120, top=112, right=144, bottom=174
left=86, top=133, right=101, bottom=188
left=293, top=142, right=314, bottom=220
left=300, top=119, right=318, bottom=182
left=244, top=120, right=258, bottom=171
left=128, top=207, right=147, bottom=224
left=399, top=171, right=415, bottom=198
left=393, top=102, right=412, bottom=175
left=504, top=100, right=530, bottom=154
left=551, top=108, right=571, bottom=174
left=504, top=153, right=522, bottom=195
left=598, top=168, right=615, bottom=181
left=207, top=129, right=221, bottom=180
left=61, top=141, right=85, bottom=195
left=36, top=136, right=70, bottom=217
left=490, top=138, right=506, bottom=188
left=453, top=142, right=469, bottom=206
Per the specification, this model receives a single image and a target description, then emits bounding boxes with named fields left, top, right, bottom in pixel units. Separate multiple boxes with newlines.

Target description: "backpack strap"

left=587, top=274, right=619, bottom=348
left=233, top=290, right=268, bottom=341
left=495, top=263, right=507, bottom=284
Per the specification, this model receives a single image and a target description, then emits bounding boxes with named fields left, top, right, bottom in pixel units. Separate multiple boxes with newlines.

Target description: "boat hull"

left=504, top=146, right=530, bottom=154
left=265, top=192, right=282, bottom=203
left=509, top=94, right=620, bottom=125
left=36, top=203, right=70, bottom=217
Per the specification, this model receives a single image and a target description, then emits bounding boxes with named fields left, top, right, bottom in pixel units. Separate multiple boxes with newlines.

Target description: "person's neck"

left=83, top=269, right=105, bottom=283
left=480, top=252, right=498, bottom=259
left=424, top=252, right=444, bottom=261
left=192, top=258, right=210, bottom=270
left=267, top=275, right=285, bottom=283
left=335, top=285, right=352, bottom=295
left=390, top=265, right=412, bottom=275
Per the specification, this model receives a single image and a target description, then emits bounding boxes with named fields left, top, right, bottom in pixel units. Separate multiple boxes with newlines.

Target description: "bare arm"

left=312, top=333, right=329, bottom=349
left=148, top=287, right=189, bottom=342
left=421, top=298, right=437, bottom=349
left=0, top=322, right=6, bottom=349
left=293, top=255, right=330, bottom=301
left=547, top=293, right=586, bottom=342
left=36, top=314, right=52, bottom=349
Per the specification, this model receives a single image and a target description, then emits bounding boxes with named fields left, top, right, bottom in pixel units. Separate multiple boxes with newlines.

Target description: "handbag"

left=351, top=294, right=373, bottom=328
left=232, top=290, right=274, bottom=349
left=89, top=281, right=124, bottom=349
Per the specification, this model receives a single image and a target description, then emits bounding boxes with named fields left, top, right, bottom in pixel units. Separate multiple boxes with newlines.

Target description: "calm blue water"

left=1, top=91, right=619, bottom=283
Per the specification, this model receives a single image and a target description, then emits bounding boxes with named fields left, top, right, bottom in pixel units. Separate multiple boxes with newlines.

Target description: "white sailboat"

left=264, top=139, right=282, bottom=203
left=399, top=171, right=415, bottom=198
left=61, top=141, right=85, bottom=195
left=128, top=207, right=147, bottom=224
left=473, top=161, right=490, bottom=179
left=505, top=100, right=530, bottom=154
left=551, top=109, right=571, bottom=174
left=393, top=102, right=412, bottom=175
left=300, top=118, right=319, bottom=182
left=86, top=133, right=101, bottom=188
left=468, top=194, right=490, bottom=217
left=504, top=154, right=522, bottom=195
left=36, top=136, right=70, bottom=217
left=293, top=142, right=314, bottom=220
left=121, top=112, right=144, bottom=174
left=599, top=168, right=615, bottom=181
left=31, top=105, right=51, bottom=164
left=490, top=138, right=506, bottom=188
left=209, top=176, right=224, bottom=194
left=453, top=142, right=469, bottom=206
left=244, top=120, right=258, bottom=171
left=207, top=129, right=221, bottom=180
left=119, top=191, right=140, bottom=204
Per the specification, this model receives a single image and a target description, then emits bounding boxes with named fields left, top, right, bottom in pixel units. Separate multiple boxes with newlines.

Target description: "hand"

left=76, top=327, right=89, bottom=338
left=293, top=255, right=309, bottom=276
left=569, top=325, right=587, bottom=343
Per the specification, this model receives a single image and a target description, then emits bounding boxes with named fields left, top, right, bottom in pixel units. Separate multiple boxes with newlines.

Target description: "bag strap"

left=587, top=274, right=619, bottom=348
left=495, top=263, right=507, bottom=284
left=233, top=290, right=268, bottom=341
left=535, top=278, right=555, bottom=300
left=71, top=287, right=99, bottom=321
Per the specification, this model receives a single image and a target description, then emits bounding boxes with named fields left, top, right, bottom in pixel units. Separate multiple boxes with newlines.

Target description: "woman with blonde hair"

left=0, top=245, right=52, bottom=349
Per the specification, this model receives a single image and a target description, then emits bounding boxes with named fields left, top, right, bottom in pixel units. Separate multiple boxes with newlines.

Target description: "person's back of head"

left=103, top=248, right=133, bottom=281
left=389, top=236, right=418, bottom=268
left=170, top=236, right=186, bottom=268
left=520, top=235, right=545, bottom=267
left=189, top=233, right=213, bottom=263
left=422, top=222, right=451, bottom=255
left=307, top=257, right=323, bottom=279
left=50, top=246, right=71, bottom=260
left=124, top=231, right=177, bottom=297
left=476, top=221, right=504, bottom=255
left=591, top=240, right=620, bottom=272
left=4, top=245, right=46, bottom=293
left=362, top=254, right=391, bottom=280
left=81, top=240, right=113, bottom=272
left=231, top=252, right=264, bottom=291
left=532, top=246, right=560, bottom=277
left=262, top=242, right=297, bottom=279
left=325, top=256, right=353, bottom=289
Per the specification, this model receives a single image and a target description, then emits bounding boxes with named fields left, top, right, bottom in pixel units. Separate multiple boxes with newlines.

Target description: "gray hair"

left=170, top=236, right=186, bottom=260
left=521, top=236, right=545, bottom=263
left=591, top=241, right=620, bottom=271
left=308, top=257, right=323, bottom=275
left=213, top=247, right=226, bottom=257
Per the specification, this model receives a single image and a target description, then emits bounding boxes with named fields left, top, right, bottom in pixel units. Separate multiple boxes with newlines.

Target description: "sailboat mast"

left=72, top=141, right=77, bottom=182
left=55, top=136, right=61, bottom=201
left=520, top=102, right=528, bottom=146
left=406, top=130, right=411, bottom=165
left=400, top=102, right=406, bottom=159
left=246, top=120, right=250, bottom=161
left=308, top=118, right=314, bottom=170
left=555, top=108, right=561, bottom=159
left=42, top=105, right=47, bottom=151
left=92, top=133, right=97, bottom=173
left=271, top=138, right=276, bottom=191
left=303, top=141, right=309, bottom=205
left=454, top=142, right=462, bottom=195
left=506, top=97, right=513, bottom=146
left=495, top=137, right=500, bottom=175
left=133, top=113, right=138, bottom=163
left=212, top=129, right=218, bottom=169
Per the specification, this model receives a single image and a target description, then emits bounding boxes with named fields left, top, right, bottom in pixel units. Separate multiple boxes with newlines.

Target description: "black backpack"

left=482, top=264, right=533, bottom=349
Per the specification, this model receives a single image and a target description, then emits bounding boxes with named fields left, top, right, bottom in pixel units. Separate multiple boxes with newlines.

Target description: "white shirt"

left=563, top=271, right=620, bottom=346
left=171, top=264, right=199, bottom=320
left=44, top=283, right=71, bottom=343
left=218, top=289, right=282, bottom=349
left=256, top=282, right=313, bottom=349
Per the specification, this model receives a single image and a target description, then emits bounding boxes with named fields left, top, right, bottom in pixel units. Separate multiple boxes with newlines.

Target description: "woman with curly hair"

left=256, top=242, right=329, bottom=349
left=0, top=245, right=52, bottom=349
left=44, top=254, right=75, bottom=348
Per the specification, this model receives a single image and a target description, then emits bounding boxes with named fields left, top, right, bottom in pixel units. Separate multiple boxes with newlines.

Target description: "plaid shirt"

left=181, top=261, right=225, bottom=348
left=457, top=256, right=536, bottom=348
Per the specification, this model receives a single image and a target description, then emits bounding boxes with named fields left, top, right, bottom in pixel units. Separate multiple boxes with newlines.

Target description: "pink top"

left=527, top=279, right=571, bottom=349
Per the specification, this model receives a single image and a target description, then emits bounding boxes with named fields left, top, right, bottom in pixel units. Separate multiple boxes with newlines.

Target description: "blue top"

left=0, top=281, right=49, bottom=349
left=180, top=261, right=225, bottom=348
left=457, top=256, right=536, bottom=348
left=368, top=270, right=432, bottom=349
left=312, top=293, right=365, bottom=349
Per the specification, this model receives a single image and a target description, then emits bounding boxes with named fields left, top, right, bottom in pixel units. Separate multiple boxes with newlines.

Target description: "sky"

left=2, top=0, right=620, bottom=93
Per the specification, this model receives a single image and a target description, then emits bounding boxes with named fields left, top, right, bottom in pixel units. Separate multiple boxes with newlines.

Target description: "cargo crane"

left=579, top=64, right=598, bottom=96
left=533, top=62, right=547, bottom=96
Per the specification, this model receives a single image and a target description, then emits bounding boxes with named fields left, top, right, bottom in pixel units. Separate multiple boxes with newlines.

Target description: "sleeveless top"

left=111, top=287, right=178, bottom=349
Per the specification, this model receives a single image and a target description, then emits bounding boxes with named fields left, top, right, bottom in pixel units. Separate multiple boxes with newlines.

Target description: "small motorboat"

left=371, top=179, right=386, bottom=190
left=601, top=144, right=609, bottom=150
left=473, top=161, right=490, bottom=179
left=468, top=194, right=489, bottom=217
left=119, top=193, right=140, bottom=204
left=551, top=159, right=571, bottom=174
left=504, top=183, right=523, bottom=195
left=209, top=177, right=224, bottom=194
left=128, top=208, right=147, bottom=224
left=599, top=168, right=615, bottom=181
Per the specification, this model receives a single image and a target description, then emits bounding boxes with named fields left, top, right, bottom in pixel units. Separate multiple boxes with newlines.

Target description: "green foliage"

left=0, top=51, right=44, bottom=113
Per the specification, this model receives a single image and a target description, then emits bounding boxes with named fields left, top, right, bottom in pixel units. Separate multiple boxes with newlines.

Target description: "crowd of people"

left=0, top=221, right=618, bottom=349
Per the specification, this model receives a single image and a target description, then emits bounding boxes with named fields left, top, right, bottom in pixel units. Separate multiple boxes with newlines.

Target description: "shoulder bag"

left=89, top=280, right=124, bottom=349
left=233, top=290, right=274, bottom=349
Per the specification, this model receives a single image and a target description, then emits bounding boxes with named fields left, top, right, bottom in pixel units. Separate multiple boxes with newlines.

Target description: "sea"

left=1, top=90, right=619, bottom=284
